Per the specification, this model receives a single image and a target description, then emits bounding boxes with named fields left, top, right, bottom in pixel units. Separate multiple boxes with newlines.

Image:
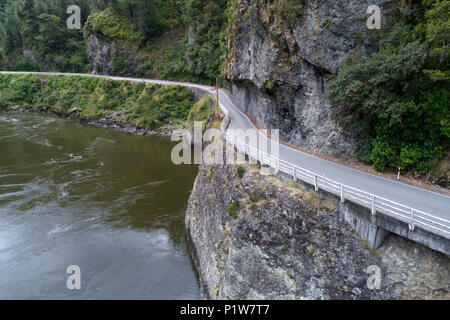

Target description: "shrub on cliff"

left=84, top=8, right=143, bottom=45
left=236, top=166, right=245, bottom=178
left=227, top=201, right=240, bottom=219
left=185, top=95, right=213, bottom=131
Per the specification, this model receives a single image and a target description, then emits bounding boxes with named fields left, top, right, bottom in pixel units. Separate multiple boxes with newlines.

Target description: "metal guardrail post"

left=371, top=195, right=376, bottom=215
left=409, top=208, right=415, bottom=231
left=292, top=167, right=297, bottom=182
left=371, top=195, right=377, bottom=224
left=314, top=175, right=318, bottom=191
left=340, top=184, right=344, bottom=203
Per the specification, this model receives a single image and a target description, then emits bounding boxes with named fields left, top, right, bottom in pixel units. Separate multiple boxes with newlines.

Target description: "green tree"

left=34, top=14, right=65, bottom=55
left=423, top=0, right=450, bottom=82
left=327, top=16, right=449, bottom=173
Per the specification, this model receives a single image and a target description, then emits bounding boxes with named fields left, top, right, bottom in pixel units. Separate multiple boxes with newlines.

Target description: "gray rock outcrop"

left=86, top=34, right=137, bottom=76
left=224, top=0, right=405, bottom=157
left=185, top=164, right=449, bottom=300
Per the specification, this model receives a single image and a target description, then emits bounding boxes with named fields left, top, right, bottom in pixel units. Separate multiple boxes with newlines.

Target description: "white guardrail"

left=3, top=72, right=449, bottom=239
left=225, top=131, right=450, bottom=239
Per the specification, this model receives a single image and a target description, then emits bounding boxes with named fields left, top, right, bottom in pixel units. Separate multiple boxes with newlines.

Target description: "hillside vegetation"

left=0, top=73, right=195, bottom=130
left=0, top=0, right=228, bottom=85
left=326, top=1, right=449, bottom=175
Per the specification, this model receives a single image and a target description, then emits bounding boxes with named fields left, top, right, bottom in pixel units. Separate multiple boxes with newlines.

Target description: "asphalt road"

left=2, top=72, right=449, bottom=222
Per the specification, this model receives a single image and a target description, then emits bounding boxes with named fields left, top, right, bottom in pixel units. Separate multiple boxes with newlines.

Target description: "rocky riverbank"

left=0, top=83, right=215, bottom=137
left=186, top=163, right=450, bottom=300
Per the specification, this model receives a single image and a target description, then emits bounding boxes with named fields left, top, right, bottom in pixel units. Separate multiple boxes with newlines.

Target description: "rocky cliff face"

left=186, top=164, right=449, bottom=300
left=86, top=34, right=138, bottom=76
left=224, top=0, right=402, bottom=157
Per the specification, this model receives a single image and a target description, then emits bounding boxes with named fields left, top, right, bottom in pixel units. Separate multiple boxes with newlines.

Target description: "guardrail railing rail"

left=224, top=131, right=450, bottom=239
left=3, top=72, right=448, bottom=240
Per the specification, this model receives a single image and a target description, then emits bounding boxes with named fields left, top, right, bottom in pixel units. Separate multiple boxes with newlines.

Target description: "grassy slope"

left=0, top=73, right=196, bottom=130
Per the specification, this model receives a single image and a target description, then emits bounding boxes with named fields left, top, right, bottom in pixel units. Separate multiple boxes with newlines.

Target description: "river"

left=0, top=113, right=200, bottom=299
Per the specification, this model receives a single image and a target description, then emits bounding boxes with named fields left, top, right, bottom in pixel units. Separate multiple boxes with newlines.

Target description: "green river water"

left=0, top=113, right=200, bottom=299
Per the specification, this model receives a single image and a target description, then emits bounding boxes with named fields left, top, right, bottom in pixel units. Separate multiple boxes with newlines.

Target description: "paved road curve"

left=2, top=72, right=449, bottom=226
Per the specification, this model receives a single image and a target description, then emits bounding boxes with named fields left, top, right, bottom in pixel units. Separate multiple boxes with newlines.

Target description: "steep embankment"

left=0, top=73, right=201, bottom=135
left=186, top=163, right=450, bottom=300
left=223, top=0, right=400, bottom=157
